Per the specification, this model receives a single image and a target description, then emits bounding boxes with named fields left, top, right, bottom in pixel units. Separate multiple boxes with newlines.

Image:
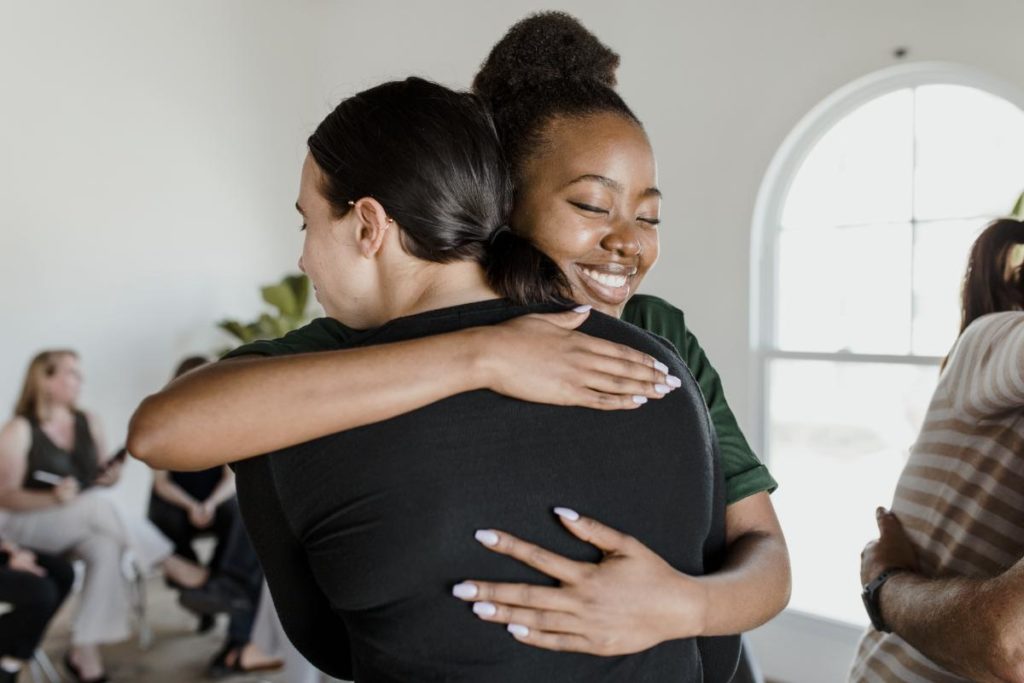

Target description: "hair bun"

left=473, top=12, right=620, bottom=102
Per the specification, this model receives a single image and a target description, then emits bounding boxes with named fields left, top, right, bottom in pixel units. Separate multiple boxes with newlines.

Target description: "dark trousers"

left=0, top=552, right=74, bottom=659
left=148, top=493, right=237, bottom=569
left=216, top=511, right=263, bottom=644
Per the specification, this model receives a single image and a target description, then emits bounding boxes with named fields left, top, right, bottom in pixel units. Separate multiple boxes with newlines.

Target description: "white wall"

left=5, top=1, right=1024, bottom=680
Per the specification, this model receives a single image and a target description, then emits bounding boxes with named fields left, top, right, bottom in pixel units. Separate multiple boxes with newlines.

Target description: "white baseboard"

left=746, top=609, right=864, bottom=683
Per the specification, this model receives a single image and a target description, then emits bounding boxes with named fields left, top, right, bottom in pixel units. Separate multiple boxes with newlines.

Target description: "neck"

left=36, top=400, right=71, bottom=424
left=375, top=260, right=498, bottom=325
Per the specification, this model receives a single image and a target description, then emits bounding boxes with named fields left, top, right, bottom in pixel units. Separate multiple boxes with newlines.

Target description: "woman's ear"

left=351, top=198, right=393, bottom=258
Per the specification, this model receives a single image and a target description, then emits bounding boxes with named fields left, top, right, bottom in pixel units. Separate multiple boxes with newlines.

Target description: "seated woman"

left=852, top=218, right=1024, bottom=681
left=222, top=77, right=736, bottom=681
left=149, top=358, right=239, bottom=586
left=0, top=538, right=74, bottom=683
left=0, top=350, right=208, bottom=682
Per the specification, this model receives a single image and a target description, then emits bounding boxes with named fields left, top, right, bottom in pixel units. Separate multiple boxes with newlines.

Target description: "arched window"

left=752, top=63, right=1024, bottom=624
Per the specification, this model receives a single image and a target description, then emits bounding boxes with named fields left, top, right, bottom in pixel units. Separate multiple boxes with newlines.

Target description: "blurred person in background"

left=854, top=218, right=1024, bottom=682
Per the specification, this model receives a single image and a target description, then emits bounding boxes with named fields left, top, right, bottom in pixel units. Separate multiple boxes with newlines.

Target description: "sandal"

left=207, top=643, right=283, bottom=679
left=63, top=652, right=109, bottom=683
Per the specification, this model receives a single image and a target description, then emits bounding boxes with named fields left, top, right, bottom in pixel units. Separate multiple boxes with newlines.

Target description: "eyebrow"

left=566, top=174, right=662, bottom=199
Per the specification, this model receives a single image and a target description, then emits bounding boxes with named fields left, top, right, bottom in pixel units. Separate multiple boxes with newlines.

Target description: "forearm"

left=0, top=489, right=58, bottom=512
left=880, top=570, right=1024, bottom=683
left=684, top=529, right=791, bottom=636
left=129, top=329, right=488, bottom=470
left=153, top=478, right=198, bottom=511
left=204, top=475, right=236, bottom=509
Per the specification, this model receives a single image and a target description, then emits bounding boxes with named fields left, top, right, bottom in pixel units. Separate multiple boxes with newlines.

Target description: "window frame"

left=749, top=61, right=1024, bottom=626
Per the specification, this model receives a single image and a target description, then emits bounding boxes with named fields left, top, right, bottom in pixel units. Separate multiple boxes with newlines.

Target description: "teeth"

left=581, top=268, right=628, bottom=289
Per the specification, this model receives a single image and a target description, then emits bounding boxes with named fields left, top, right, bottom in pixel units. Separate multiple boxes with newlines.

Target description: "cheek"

left=525, top=215, right=601, bottom=265
left=640, top=231, right=660, bottom=271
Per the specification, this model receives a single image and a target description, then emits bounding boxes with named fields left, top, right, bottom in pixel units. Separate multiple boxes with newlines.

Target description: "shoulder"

left=623, top=294, right=687, bottom=326
left=952, top=311, right=1024, bottom=357
left=0, top=417, right=31, bottom=452
left=222, top=318, right=358, bottom=359
left=581, top=311, right=684, bottom=366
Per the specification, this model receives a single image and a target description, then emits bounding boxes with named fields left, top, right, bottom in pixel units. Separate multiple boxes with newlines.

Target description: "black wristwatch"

left=862, top=569, right=904, bottom=633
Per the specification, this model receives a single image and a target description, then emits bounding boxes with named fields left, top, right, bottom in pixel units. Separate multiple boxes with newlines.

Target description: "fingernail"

left=473, top=602, right=497, bottom=617
left=632, top=395, right=647, bottom=405
left=508, top=624, right=530, bottom=637
left=654, top=360, right=669, bottom=374
left=475, top=530, right=499, bottom=547
left=452, top=582, right=478, bottom=599
left=573, top=304, right=592, bottom=313
left=553, top=507, right=580, bottom=521
left=655, top=384, right=671, bottom=394
left=667, top=375, right=682, bottom=388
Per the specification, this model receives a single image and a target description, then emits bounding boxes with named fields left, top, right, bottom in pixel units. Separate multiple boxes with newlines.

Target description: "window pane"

left=767, top=359, right=938, bottom=624
left=914, top=85, right=1024, bottom=220
left=781, top=89, right=913, bottom=230
left=777, top=223, right=912, bottom=354
left=912, top=218, right=989, bottom=356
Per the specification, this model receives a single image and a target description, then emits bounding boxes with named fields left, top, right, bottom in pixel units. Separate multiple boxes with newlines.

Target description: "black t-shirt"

left=234, top=299, right=739, bottom=682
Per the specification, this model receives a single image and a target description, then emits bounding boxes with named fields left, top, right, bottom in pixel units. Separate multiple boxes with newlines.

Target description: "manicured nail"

left=553, top=507, right=580, bottom=521
left=475, top=530, right=499, bottom=547
left=508, top=624, right=530, bottom=637
left=452, top=582, right=478, bottom=599
left=654, top=360, right=669, bottom=374
left=667, top=375, right=682, bottom=388
left=573, top=304, right=592, bottom=313
left=632, top=395, right=648, bottom=405
left=655, top=384, right=671, bottom=394
left=473, top=602, right=497, bottom=617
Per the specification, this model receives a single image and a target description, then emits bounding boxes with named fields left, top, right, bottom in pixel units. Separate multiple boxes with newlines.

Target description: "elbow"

left=990, top=632, right=1024, bottom=683
left=127, top=396, right=170, bottom=469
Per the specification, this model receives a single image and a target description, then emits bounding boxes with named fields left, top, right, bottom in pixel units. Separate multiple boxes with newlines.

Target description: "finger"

left=452, top=581, right=575, bottom=612
left=532, top=307, right=592, bottom=330
left=471, top=602, right=580, bottom=634
left=580, top=371, right=672, bottom=400
left=580, top=337, right=673, bottom=379
left=576, top=389, right=647, bottom=412
left=474, top=530, right=588, bottom=583
left=506, top=627, right=592, bottom=653
left=554, top=510, right=637, bottom=555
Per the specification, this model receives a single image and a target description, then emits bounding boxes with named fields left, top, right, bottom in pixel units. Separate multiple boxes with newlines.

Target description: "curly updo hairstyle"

left=472, top=12, right=641, bottom=188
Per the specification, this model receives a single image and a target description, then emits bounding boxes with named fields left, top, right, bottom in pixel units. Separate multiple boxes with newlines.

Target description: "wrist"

left=461, top=328, right=498, bottom=392
left=665, top=572, right=710, bottom=640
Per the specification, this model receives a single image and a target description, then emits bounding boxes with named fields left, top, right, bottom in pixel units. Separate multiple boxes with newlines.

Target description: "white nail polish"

left=475, top=530, right=499, bottom=547
left=632, top=395, right=648, bottom=405
left=573, top=304, right=592, bottom=313
left=654, top=360, right=669, bottom=374
left=667, top=375, right=682, bottom=388
left=655, top=384, right=671, bottom=394
left=473, top=602, right=497, bottom=617
left=553, top=507, right=580, bottom=521
left=452, top=583, right=478, bottom=599
left=508, top=624, right=530, bottom=637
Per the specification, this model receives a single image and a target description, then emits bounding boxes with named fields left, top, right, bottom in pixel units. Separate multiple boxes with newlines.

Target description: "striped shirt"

left=850, top=311, right=1024, bottom=682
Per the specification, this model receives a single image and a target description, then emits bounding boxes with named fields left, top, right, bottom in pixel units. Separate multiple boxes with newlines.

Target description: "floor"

left=34, top=575, right=290, bottom=683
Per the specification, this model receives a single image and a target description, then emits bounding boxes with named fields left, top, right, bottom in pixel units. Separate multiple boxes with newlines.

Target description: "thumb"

left=538, top=306, right=592, bottom=331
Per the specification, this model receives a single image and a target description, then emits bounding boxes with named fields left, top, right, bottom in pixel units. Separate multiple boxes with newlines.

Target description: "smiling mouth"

left=574, top=263, right=638, bottom=303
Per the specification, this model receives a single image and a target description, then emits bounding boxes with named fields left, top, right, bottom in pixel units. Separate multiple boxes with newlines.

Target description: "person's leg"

left=179, top=514, right=261, bottom=617
left=0, top=565, right=64, bottom=662
left=206, top=498, right=240, bottom=573
left=147, top=495, right=198, bottom=563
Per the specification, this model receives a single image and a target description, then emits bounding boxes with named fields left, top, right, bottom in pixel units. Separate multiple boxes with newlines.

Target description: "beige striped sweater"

left=850, top=311, right=1024, bottom=682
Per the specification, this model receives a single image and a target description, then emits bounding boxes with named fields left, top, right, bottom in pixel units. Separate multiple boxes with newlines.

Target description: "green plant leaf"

left=285, top=274, right=310, bottom=315
left=261, top=282, right=299, bottom=317
left=217, top=320, right=249, bottom=343
left=1011, top=190, right=1024, bottom=219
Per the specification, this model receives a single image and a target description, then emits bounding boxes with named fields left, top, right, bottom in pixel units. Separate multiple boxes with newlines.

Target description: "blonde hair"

left=14, top=349, right=79, bottom=421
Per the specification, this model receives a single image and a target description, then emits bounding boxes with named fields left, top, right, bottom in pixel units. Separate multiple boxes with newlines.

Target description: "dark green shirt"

left=225, top=294, right=777, bottom=504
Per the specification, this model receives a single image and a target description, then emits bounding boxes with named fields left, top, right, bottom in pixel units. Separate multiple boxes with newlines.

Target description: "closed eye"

left=638, top=217, right=661, bottom=226
left=568, top=201, right=610, bottom=215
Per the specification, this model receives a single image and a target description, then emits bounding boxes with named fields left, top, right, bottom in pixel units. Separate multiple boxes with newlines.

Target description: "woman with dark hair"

left=203, top=75, right=734, bottom=681
left=852, top=218, right=1024, bottom=681
left=131, top=10, right=788, bottom=668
